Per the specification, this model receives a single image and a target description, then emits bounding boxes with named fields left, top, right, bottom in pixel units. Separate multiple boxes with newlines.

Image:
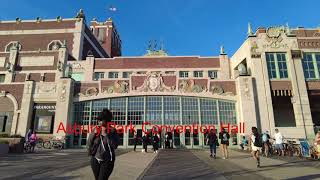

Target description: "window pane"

left=182, top=97, right=199, bottom=124
left=164, top=96, right=180, bottom=125
left=302, top=53, right=316, bottom=79
left=0, top=74, right=5, bottom=83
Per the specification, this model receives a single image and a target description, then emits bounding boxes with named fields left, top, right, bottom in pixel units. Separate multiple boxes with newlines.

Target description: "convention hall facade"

left=0, top=10, right=319, bottom=148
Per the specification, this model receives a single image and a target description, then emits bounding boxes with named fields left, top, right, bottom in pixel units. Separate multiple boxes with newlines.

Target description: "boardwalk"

left=141, top=149, right=227, bottom=180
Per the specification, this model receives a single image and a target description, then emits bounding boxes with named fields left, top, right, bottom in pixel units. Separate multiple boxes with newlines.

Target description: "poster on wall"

left=36, top=116, right=52, bottom=132
left=32, top=103, right=56, bottom=133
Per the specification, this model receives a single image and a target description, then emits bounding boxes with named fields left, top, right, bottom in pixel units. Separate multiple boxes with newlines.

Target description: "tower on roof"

left=90, top=18, right=122, bottom=57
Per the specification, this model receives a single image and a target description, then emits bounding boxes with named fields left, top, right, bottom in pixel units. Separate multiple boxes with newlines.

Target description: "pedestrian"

left=314, top=131, right=320, bottom=158
left=219, top=128, right=230, bottom=159
left=262, top=130, right=271, bottom=157
left=239, top=135, right=248, bottom=150
left=29, top=130, right=38, bottom=153
left=25, top=128, right=32, bottom=143
left=88, top=108, right=120, bottom=180
left=250, top=127, right=262, bottom=168
left=142, top=133, right=148, bottom=153
left=165, top=133, right=169, bottom=149
left=152, top=133, right=159, bottom=153
left=133, top=133, right=139, bottom=152
left=273, top=129, right=284, bottom=156
left=207, top=129, right=218, bottom=158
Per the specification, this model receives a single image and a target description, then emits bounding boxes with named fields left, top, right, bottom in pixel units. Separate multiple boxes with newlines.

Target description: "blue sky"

left=1, top=0, right=319, bottom=57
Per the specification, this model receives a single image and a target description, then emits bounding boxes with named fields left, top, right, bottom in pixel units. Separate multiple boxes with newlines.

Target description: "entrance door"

left=192, top=129, right=200, bottom=148
left=185, top=129, right=191, bottom=147
left=173, top=131, right=181, bottom=148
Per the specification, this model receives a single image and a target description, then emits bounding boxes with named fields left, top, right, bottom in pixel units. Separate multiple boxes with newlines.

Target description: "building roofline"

left=0, top=18, right=77, bottom=23
left=95, top=55, right=221, bottom=60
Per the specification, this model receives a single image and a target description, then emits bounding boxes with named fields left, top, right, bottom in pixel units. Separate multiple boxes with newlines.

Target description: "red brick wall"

left=0, top=21, right=76, bottom=31
left=306, top=81, right=320, bottom=90
left=95, top=57, right=220, bottom=69
left=0, top=84, right=24, bottom=109
left=162, top=76, right=176, bottom=87
left=297, top=39, right=320, bottom=49
left=29, top=73, right=41, bottom=82
left=0, top=33, right=74, bottom=53
left=270, top=81, right=292, bottom=90
left=131, top=76, right=146, bottom=89
left=44, top=73, right=55, bottom=82
left=13, top=73, right=26, bottom=82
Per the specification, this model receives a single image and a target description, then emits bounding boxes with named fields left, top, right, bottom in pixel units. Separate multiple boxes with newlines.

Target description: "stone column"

left=17, top=80, right=34, bottom=136
left=84, top=56, right=95, bottom=81
left=236, top=76, right=258, bottom=134
left=288, top=51, right=314, bottom=139
left=53, top=78, right=74, bottom=142
left=219, top=54, right=231, bottom=79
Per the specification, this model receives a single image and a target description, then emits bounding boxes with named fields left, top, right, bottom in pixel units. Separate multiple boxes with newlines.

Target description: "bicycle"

left=36, top=138, right=44, bottom=149
left=43, top=137, right=65, bottom=150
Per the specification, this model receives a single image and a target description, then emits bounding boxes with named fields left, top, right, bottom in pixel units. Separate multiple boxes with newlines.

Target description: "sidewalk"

left=193, top=149, right=320, bottom=180
left=59, top=149, right=157, bottom=180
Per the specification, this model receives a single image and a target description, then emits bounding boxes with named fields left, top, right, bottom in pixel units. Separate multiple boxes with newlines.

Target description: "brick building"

left=0, top=11, right=319, bottom=148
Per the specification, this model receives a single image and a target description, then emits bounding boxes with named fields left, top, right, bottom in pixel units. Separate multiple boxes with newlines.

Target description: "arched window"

left=5, top=41, right=21, bottom=52
left=48, top=40, right=63, bottom=51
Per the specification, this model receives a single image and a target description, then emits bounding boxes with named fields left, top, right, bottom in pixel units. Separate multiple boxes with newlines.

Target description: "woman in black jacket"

left=88, top=109, right=120, bottom=180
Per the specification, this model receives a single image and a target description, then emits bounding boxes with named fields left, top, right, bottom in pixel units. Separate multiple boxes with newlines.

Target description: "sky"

left=0, top=0, right=319, bottom=57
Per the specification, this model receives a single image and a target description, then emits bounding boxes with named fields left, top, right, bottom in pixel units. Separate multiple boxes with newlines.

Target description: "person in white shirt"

left=274, top=129, right=284, bottom=156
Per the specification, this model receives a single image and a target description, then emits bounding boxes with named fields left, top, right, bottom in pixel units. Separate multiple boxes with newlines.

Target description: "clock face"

left=149, top=77, right=159, bottom=91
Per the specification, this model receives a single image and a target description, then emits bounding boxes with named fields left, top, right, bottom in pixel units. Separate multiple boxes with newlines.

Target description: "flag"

left=109, top=6, right=117, bottom=12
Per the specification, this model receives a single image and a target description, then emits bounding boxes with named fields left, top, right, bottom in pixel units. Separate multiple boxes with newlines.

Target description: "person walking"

left=133, top=133, right=139, bottom=152
left=142, top=133, right=148, bottom=153
left=250, top=127, right=262, bottom=168
left=207, top=129, right=218, bottom=158
left=29, top=130, right=38, bottom=153
left=262, top=130, right=271, bottom=157
left=219, top=128, right=230, bottom=159
left=274, top=129, right=284, bottom=156
left=88, top=109, right=120, bottom=180
left=152, top=133, right=159, bottom=153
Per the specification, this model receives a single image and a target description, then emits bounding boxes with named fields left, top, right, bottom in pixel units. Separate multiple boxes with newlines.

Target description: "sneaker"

left=210, top=154, right=213, bottom=158
left=156, top=150, right=158, bottom=153
left=154, top=151, right=156, bottom=153
left=222, top=157, right=226, bottom=159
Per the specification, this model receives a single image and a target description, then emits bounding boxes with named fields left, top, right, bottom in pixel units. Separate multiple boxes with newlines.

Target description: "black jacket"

left=88, top=129, right=120, bottom=162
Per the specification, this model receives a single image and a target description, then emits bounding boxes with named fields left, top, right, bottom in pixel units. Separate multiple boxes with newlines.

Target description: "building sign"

left=32, top=103, right=56, bottom=133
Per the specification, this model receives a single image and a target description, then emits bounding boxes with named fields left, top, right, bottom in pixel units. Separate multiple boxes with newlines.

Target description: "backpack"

left=262, top=133, right=269, bottom=142
left=253, top=133, right=262, bottom=147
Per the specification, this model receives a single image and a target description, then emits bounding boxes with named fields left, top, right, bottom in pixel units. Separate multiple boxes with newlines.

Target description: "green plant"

left=0, top=140, right=9, bottom=144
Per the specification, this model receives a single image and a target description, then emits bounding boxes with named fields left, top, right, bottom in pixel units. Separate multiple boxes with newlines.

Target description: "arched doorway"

left=0, top=96, right=15, bottom=134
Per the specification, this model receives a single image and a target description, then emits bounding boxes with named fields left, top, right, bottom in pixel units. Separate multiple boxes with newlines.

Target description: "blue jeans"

left=210, top=144, right=217, bottom=155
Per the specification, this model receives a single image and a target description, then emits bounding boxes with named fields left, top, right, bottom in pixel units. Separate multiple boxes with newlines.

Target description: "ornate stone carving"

left=70, top=62, right=84, bottom=70
left=210, top=86, right=224, bottom=95
left=78, top=87, right=98, bottom=97
left=135, top=72, right=175, bottom=92
left=37, top=85, right=57, bottom=93
left=179, top=80, right=207, bottom=93
left=60, top=83, right=67, bottom=102
left=251, top=41, right=261, bottom=58
left=263, top=26, right=288, bottom=49
left=244, top=78, right=251, bottom=100
left=103, top=81, right=129, bottom=94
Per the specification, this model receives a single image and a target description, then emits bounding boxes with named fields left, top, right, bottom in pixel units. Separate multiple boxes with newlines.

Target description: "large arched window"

left=74, top=96, right=237, bottom=126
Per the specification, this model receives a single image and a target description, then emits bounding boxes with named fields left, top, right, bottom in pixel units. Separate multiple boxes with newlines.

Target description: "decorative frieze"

left=179, top=79, right=207, bottom=93
left=103, top=80, right=129, bottom=94
left=78, top=87, right=99, bottom=97
left=134, top=72, right=175, bottom=92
